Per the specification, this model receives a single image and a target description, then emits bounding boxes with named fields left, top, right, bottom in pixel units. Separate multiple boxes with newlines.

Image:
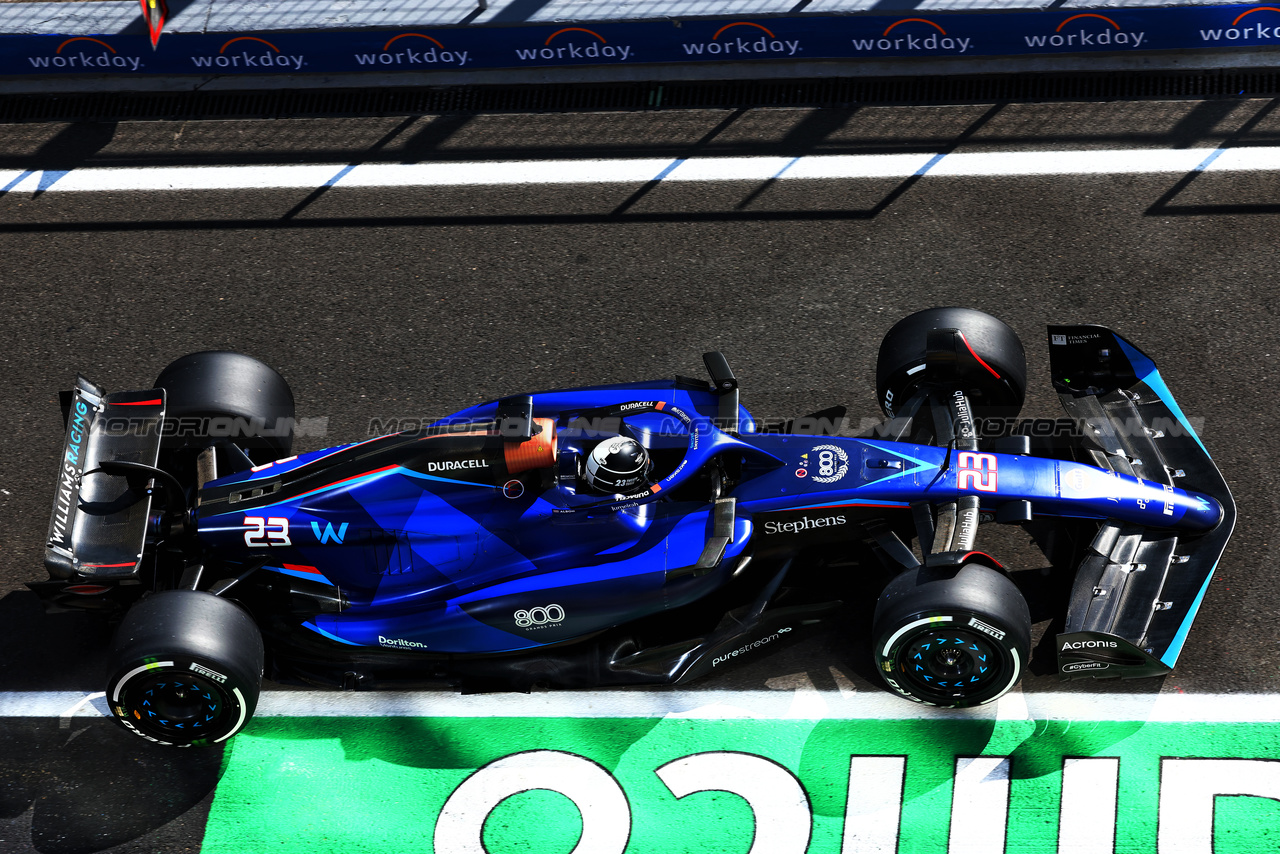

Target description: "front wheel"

left=876, top=307, right=1026, bottom=427
left=106, top=591, right=263, bottom=747
left=872, top=563, right=1031, bottom=708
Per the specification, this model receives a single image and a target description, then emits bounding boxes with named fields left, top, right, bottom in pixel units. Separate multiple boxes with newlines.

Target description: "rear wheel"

left=872, top=563, right=1031, bottom=708
left=155, top=350, right=295, bottom=465
left=876, top=308, right=1026, bottom=428
left=106, top=591, right=263, bottom=747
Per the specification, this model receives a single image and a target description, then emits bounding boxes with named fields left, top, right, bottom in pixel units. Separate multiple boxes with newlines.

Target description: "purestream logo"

left=28, top=37, right=144, bottom=71
left=515, top=28, right=633, bottom=63
left=1024, top=14, right=1147, bottom=50
left=681, top=22, right=802, bottom=58
left=354, top=33, right=470, bottom=68
left=190, top=37, right=306, bottom=71
left=1199, top=6, right=1280, bottom=43
left=851, top=18, right=972, bottom=54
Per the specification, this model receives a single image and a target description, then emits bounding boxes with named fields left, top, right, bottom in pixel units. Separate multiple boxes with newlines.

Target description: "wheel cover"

left=890, top=626, right=1013, bottom=704
left=121, top=671, right=234, bottom=743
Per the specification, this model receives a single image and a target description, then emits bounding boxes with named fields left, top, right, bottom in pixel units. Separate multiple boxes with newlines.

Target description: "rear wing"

left=45, top=377, right=166, bottom=580
left=1046, top=326, right=1235, bottom=679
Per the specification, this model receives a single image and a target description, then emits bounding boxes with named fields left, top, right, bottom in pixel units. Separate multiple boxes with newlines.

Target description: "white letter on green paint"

left=434, top=750, right=630, bottom=854
left=1059, top=757, right=1118, bottom=854
left=949, top=756, right=1010, bottom=853
left=842, top=755, right=906, bottom=853
left=1159, top=758, right=1280, bottom=853
left=656, top=751, right=812, bottom=854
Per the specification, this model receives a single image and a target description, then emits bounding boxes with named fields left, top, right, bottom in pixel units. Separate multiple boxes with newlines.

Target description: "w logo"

left=311, top=521, right=349, bottom=544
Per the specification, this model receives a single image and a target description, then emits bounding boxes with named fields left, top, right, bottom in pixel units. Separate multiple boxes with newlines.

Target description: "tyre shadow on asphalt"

left=0, top=719, right=225, bottom=854
left=0, top=591, right=110, bottom=691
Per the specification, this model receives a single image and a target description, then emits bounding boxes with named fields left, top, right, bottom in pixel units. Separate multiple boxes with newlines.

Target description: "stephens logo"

left=28, top=37, right=144, bottom=72
left=1199, top=6, right=1280, bottom=43
left=190, top=37, right=306, bottom=71
left=515, top=28, right=633, bottom=63
left=1024, top=14, right=1147, bottom=50
left=762, top=514, right=847, bottom=535
left=682, top=22, right=802, bottom=58
left=851, top=19, right=972, bottom=54
left=355, top=33, right=470, bottom=68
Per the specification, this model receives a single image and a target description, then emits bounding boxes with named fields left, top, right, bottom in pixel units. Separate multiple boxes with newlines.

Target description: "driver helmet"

left=583, top=435, right=651, bottom=494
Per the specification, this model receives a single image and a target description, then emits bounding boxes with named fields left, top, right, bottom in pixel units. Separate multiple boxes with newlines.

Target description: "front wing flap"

left=1046, top=326, right=1235, bottom=678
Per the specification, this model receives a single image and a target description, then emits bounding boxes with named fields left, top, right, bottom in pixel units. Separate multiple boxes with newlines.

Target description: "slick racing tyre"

left=155, top=351, right=295, bottom=463
left=106, top=591, right=263, bottom=747
left=872, top=563, right=1031, bottom=708
left=876, top=308, right=1026, bottom=428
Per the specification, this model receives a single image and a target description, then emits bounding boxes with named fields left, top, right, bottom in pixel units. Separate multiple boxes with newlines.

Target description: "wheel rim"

left=894, top=627, right=1007, bottom=702
left=124, top=672, right=230, bottom=742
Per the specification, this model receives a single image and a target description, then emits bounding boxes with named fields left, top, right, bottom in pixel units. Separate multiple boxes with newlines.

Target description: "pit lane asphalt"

left=2, top=98, right=1278, bottom=697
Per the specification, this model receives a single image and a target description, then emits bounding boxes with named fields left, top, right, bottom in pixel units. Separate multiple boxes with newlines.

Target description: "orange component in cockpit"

left=504, top=417, right=558, bottom=474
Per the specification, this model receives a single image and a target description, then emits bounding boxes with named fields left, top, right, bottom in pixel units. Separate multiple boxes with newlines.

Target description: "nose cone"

left=1178, top=492, right=1224, bottom=533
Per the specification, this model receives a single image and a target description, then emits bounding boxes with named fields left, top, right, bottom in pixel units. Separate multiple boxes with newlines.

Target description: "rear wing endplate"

left=1047, top=326, right=1235, bottom=677
left=45, top=378, right=166, bottom=579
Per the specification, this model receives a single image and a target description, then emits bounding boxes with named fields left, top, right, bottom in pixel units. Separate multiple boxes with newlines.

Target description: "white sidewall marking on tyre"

left=881, top=616, right=953, bottom=658
left=214, top=687, right=249, bottom=743
left=978, top=650, right=1022, bottom=706
left=111, top=660, right=175, bottom=703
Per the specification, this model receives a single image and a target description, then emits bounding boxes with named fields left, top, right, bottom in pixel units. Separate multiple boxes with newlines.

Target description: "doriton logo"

left=355, top=33, right=470, bottom=67
left=379, top=635, right=428, bottom=650
left=28, top=37, right=144, bottom=71
left=1024, top=14, right=1147, bottom=50
left=191, top=37, right=306, bottom=70
left=852, top=19, right=972, bottom=54
left=1198, top=6, right=1280, bottom=43
left=515, top=28, right=633, bottom=63
left=682, top=21, right=802, bottom=58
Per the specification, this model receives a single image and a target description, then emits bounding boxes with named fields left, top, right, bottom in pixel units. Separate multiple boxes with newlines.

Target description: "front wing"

left=1047, top=326, right=1235, bottom=679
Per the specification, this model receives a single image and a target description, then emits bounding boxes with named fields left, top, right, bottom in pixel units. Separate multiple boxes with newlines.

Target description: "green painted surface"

left=201, top=716, right=1280, bottom=853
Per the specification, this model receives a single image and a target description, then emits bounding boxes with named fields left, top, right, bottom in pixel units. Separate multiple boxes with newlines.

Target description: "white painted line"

left=1158, top=759, right=1280, bottom=853
left=1060, top=758, right=1119, bottom=854
left=7, top=690, right=1280, bottom=722
left=843, top=756, right=906, bottom=854
left=949, top=757, right=1010, bottom=854
left=2, top=147, right=1279, bottom=195
left=57, top=691, right=105, bottom=729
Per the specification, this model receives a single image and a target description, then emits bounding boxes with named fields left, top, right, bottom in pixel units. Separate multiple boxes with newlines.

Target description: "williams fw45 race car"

left=33, top=309, right=1234, bottom=746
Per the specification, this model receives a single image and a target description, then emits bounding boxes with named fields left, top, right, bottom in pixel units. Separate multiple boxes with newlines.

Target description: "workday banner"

left=2, top=4, right=1280, bottom=77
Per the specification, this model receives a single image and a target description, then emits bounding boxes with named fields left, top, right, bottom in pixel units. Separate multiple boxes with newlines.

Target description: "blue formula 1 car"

left=32, top=309, right=1234, bottom=746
